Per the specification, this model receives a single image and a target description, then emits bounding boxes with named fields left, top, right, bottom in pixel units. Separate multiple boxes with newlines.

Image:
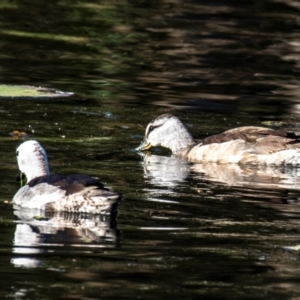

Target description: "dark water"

left=1, top=0, right=300, bottom=299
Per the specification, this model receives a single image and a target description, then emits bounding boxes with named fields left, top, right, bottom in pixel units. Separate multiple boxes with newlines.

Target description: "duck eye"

left=147, top=125, right=155, bottom=136
left=147, top=124, right=158, bottom=137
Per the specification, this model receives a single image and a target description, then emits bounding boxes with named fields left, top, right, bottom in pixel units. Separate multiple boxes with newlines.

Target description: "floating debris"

left=261, top=120, right=300, bottom=130
left=9, top=130, right=28, bottom=139
left=261, top=121, right=288, bottom=127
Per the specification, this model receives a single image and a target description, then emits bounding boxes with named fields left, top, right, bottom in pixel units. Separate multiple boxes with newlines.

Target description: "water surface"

left=1, top=0, right=300, bottom=299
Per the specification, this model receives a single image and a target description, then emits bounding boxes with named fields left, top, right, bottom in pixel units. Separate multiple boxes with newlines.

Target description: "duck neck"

left=25, top=160, right=50, bottom=182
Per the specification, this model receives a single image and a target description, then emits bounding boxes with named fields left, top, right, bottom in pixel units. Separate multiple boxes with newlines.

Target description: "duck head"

left=16, top=140, right=50, bottom=182
left=136, top=114, right=195, bottom=154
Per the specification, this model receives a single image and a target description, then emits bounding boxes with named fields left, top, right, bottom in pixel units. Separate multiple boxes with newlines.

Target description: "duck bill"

left=136, top=139, right=152, bottom=151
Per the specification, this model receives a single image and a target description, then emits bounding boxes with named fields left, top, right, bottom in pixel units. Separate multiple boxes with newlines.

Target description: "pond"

left=1, top=0, right=300, bottom=299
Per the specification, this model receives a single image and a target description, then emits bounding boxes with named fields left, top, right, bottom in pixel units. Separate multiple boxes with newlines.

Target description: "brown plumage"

left=28, top=174, right=107, bottom=195
left=136, top=114, right=300, bottom=165
left=202, top=126, right=300, bottom=154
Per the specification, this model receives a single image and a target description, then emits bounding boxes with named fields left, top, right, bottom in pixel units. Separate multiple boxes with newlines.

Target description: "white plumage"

left=13, top=140, right=121, bottom=214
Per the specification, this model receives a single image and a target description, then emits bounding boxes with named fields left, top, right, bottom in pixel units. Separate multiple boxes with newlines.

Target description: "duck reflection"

left=141, top=153, right=191, bottom=187
left=139, top=152, right=300, bottom=191
left=12, top=209, right=119, bottom=268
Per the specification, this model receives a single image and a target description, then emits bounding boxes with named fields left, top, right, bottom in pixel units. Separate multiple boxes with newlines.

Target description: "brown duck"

left=136, top=114, right=300, bottom=165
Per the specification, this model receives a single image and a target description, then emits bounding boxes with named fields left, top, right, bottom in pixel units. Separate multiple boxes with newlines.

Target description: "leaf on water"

left=0, top=85, right=74, bottom=98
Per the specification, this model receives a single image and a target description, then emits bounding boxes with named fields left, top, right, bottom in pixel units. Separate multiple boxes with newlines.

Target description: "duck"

left=136, top=113, right=300, bottom=165
left=12, top=140, right=121, bottom=214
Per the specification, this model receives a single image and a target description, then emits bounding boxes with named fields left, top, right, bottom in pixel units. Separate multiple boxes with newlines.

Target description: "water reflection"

left=140, top=152, right=191, bottom=188
left=12, top=209, right=119, bottom=268
left=139, top=152, right=300, bottom=191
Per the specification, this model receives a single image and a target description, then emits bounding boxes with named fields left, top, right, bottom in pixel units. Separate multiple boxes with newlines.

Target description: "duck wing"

left=28, top=174, right=107, bottom=195
left=14, top=174, right=121, bottom=214
left=202, top=126, right=300, bottom=153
